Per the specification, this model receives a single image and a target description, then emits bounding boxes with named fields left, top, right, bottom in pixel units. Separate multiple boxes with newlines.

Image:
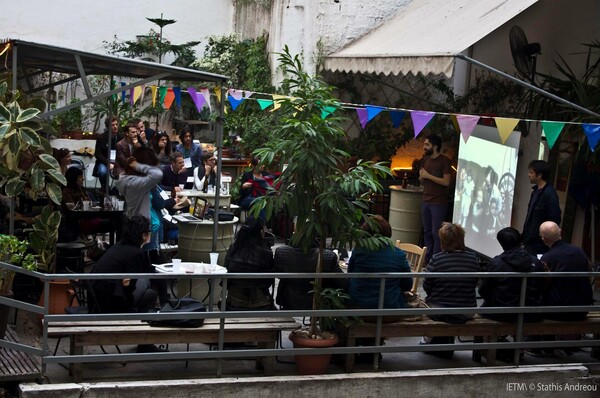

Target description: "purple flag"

left=582, top=123, right=600, bottom=152
left=410, top=111, right=435, bottom=138
left=456, top=114, right=480, bottom=143
left=228, top=88, right=243, bottom=100
left=356, top=108, right=369, bottom=129
left=365, top=105, right=385, bottom=121
left=129, top=88, right=134, bottom=106
left=390, top=111, right=405, bottom=128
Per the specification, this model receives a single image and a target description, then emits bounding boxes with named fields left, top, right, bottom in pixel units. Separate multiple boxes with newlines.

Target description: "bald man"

left=539, top=221, right=593, bottom=321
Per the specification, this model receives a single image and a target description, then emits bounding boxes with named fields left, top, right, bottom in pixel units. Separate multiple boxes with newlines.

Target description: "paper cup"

left=82, top=200, right=90, bottom=211
left=117, top=200, right=125, bottom=210
left=172, top=258, right=182, bottom=271
left=209, top=252, right=219, bottom=265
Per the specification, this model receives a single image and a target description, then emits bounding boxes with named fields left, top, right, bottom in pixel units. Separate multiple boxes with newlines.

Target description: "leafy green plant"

left=26, top=206, right=61, bottom=273
left=52, top=98, right=83, bottom=133
left=0, top=234, right=37, bottom=295
left=253, top=46, right=391, bottom=336
left=313, top=286, right=360, bottom=332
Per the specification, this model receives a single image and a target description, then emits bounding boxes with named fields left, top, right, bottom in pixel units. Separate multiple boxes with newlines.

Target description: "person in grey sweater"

left=115, top=147, right=163, bottom=220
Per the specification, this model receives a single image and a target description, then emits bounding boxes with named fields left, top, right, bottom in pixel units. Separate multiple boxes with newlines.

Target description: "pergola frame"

left=2, top=39, right=229, bottom=251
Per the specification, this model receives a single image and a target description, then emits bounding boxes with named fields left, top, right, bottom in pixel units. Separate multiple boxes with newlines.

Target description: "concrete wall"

left=234, top=0, right=411, bottom=80
left=0, top=0, right=234, bottom=59
left=20, top=366, right=600, bottom=398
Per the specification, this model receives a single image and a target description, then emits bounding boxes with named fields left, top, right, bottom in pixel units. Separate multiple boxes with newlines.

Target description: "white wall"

left=0, top=0, right=234, bottom=57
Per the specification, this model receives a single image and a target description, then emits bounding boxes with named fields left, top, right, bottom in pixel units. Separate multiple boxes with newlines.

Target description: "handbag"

left=148, top=298, right=206, bottom=328
left=402, top=291, right=428, bottom=321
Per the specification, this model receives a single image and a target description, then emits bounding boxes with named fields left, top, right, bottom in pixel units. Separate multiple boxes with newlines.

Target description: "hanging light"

left=46, top=72, right=57, bottom=104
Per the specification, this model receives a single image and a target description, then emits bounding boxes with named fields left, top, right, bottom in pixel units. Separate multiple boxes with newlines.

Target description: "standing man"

left=522, top=160, right=561, bottom=255
left=419, top=134, right=452, bottom=261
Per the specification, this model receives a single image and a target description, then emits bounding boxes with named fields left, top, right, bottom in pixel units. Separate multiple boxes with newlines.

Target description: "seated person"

left=152, top=131, right=172, bottom=166
left=479, top=227, right=544, bottom=323
left=53, top=147, right=72, bottom=175
left=161, top=152, right=189, bottom=195
left=239, top=157, right=273, bottom=211
left=113, top=122, right=143, bottom=177
left=61, top=167, right=110, bottom=241
left=274, top=242, right=347, bottom=311
left=348, top=215, right=412, bottom=321
left=539, top=221, right=593, bottom=321
left=175, top=126, right=202, bottom=169
left=89, top=216, right=165, bottom=353
left=421, top=222, right=479, bottom=357
left=193, top=152, right=218, bottom=192
left=224, top=217, right=275, bottom=310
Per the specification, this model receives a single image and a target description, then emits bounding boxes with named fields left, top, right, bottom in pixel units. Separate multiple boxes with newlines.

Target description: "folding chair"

left=395, top=240, right=428, bottom=294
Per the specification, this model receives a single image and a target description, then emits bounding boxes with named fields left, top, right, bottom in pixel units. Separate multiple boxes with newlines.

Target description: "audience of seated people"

left=421, top=222, right=479, bottom=358
left=175, top=126, right=202, bottom=169
left=224, top=217, right=275, bottom=311
left=478, top=227, right=545, bottom=323
left=347, top=215, right=412, bottom=322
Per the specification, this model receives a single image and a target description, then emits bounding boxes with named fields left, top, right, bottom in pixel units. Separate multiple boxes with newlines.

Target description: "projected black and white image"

left=453, top=125, right=520, bottom=258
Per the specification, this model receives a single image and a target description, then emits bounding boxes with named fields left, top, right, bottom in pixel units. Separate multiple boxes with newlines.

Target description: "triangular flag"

left=188, top=87, right=206, bottom=112
left=227, top=89, right=243, bottom=101
left=120, top=82, right=126, bottom=104
left=213, top=87, right=222, bottom=104
left=139, top=84, right=146, bottom=103
left=494, top=117, right=520, bottom=144
left=582, top=123, right=600, bottom=152
left=158, top=87, right=168, bottom=106
left=410, top=111, right=435, bottom=138
left=200, top=88, right=211, bottom=111
left=456, top=114, right=481, bottom=143
left=111, top=80, right=117, bottom=101
left=321, top=105, right=336, bottom=119
left=173, top=87, right=182, bottom=107
left=243, top=91, right=255, bottom=98
left=541, top=121, right=565, bottom=150
left=365, top=105, right=385, bottom=121
left=390, top=111, right=405, bottom=128
left=129, top=88, right=134, bottom=106
left=133, top=86, right=143, bottom=104
left=151, top=85, right=158, bottom=106
left=271, top=94, right=286, bottom=111
left=356, top=108, right=369, bottom=129
left=256, top=99, right=274, bottom=110
left=227, top=94, right=244, bottom=111
left=450, top=115, right=460, bottom=134
left=163, top=88, right=175, bottom=109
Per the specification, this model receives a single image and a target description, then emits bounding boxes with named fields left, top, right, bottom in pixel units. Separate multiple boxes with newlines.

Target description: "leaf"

left=5, top=177, right=25, bottom=196
left=19, top=127, right=41, bottom=147
left=38, top=153, right=60, bottom=169
left=0, top=103, right=10, bottom=121
left=45, top=182, right=62, bottom=205
left=8, top=133, right=21, bottom=153
left=16, top=107, right=41, bottom=123
left=29, top=168, right=45, bottom=192
left=47, top=168, right=67, bottom=185
left=0, top=124, right=9, bottom=141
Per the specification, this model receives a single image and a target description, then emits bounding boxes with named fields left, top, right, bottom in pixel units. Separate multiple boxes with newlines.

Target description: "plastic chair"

left=395, top=240, right=427, bottom=294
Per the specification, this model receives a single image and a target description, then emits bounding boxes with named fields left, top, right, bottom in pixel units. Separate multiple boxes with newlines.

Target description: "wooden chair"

left=395, top=240, right=427, bottom=294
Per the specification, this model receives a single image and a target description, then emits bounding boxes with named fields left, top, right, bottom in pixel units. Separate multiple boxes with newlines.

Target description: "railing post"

left=373, top=276, right=386, bottom=370
left=217, top=276, right=227, bottom=377
left=514, top=275, right=528, bottom=365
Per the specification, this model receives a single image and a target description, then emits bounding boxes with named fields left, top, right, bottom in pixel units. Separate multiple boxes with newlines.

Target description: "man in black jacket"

left=479, top=227, right=544, bottom=322
left=539, top=221, right=593, bottom=321
left=522, top=160, right=561, bottom=255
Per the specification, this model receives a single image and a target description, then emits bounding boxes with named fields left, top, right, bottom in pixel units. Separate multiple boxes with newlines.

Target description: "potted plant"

left=0, top=234, right=38, bottom=338
left=52, top=99, right=84, bottom=139
left=0, top=81, right=66, bottom=312
left=253, top=47, right=391, bottom=374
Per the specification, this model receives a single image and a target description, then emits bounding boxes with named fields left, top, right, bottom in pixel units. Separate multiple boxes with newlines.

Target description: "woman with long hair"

left=151, top=131, right=172, bottom=166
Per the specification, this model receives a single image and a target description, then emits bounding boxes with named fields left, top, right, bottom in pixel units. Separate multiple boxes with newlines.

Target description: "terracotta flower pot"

left=289, top=331, right=339, bottom=375
left=37, top=280, right=74, bottom=317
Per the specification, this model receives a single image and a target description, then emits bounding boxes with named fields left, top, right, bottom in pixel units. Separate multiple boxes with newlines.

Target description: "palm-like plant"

left=253, top=47, right=391, bottom=336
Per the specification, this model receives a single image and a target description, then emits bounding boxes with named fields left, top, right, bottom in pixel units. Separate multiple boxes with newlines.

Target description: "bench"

left=48, top=317, right=298, bottom=381
left=339, top=312, right=600, bottom=372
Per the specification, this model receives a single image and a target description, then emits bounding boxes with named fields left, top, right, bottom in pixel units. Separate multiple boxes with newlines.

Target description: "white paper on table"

left=187, top=176, right=194, bottom=183
left=184, top=158, right=192, bottom=169
left=159, top=190, right=170, bottom=200
left=110, top=150, right=116, bottom=161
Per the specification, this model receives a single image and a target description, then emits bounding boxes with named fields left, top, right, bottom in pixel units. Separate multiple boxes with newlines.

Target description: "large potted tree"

left=0, top=80, right=66, bottom=312
left=253, top=47, right=391, bottom=374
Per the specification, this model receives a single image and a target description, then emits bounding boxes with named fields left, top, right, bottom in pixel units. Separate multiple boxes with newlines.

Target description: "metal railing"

left=1, top=260, right=599, bottom=380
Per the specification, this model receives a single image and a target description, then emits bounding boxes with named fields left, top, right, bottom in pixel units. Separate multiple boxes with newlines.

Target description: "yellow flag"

left=213, top=87, right=222, bottom=104
left=150, top=85, right=158, bottom=106
left=271, top=94, right=286, bottom=111
left=133, top=86, right=143, bottom=104
left=495, top=117, right=520, bottom=144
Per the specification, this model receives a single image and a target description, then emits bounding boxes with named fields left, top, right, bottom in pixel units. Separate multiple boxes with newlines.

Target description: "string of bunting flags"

left=116, top=82, right=600, bottom=153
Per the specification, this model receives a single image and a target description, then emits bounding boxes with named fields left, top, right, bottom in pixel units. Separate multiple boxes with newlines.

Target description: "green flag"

left=541, top=121, right=565, bottom=150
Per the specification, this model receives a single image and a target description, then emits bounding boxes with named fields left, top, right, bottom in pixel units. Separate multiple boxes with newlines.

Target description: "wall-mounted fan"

left=509, top=25, right=541, bottom=83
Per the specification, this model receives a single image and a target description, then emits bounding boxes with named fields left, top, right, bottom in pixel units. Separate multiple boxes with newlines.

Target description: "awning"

left=323, top=0, right=539, bottom=77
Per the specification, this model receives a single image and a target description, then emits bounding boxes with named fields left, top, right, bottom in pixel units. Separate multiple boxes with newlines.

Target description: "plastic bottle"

left=402, top=172, right=408, bottom=189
